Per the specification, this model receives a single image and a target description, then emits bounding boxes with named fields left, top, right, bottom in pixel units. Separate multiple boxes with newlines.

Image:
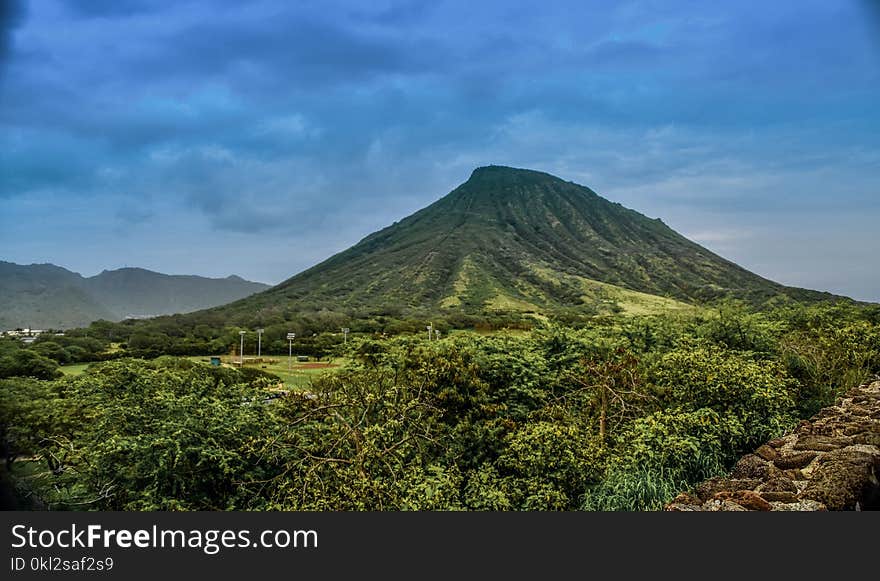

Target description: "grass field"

left=59, top=362, right=92, bottom=376
left=186, top=355, right=347, bottom=389
left=58, top=355, right=346, bottom=389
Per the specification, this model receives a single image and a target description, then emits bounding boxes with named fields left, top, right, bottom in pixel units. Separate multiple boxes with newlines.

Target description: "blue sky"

left=1, top=0, right=879, bottom=300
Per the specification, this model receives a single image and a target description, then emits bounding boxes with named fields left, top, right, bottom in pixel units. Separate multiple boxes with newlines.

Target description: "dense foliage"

left=2, top=301, right=879, bottom=511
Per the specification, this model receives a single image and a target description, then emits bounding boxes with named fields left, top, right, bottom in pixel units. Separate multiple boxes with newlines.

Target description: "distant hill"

left=0, top=262, right=270, bottom=329
left=202, top=165, right=839, bottom=324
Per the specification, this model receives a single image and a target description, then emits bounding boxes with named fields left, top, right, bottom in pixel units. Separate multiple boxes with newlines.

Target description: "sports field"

left=186, top=355, right=347, bottom=389
left=59, top=355, right=346, bottom=389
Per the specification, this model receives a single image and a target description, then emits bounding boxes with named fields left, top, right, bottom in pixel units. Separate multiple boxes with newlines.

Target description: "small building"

left=210, top=356, right=222, bottom=366
left=297, top=355, right=309, bottom=362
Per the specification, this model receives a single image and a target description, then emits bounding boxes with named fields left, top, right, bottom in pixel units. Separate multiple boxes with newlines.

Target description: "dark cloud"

left=121, top=8, right=452, bottom=91
left=859, top=0, right=880, bottom=51
left=0, top=0, right=25, bottom=74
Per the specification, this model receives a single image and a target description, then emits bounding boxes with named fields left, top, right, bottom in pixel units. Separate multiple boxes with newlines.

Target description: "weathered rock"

left=665, top=381, right=880, bottom=512
left=760, top=491, right=799, bottom=503
left=793, top=435, right=852, bottom=452
left=852, top=433, right=880, bottom=447
left=668, top=492, right=702, bottom=507
left=842, top=443, right=880, bottom=456
left=774, top=451, right=818, bottom=470
left=816, top=408, right=841, bottom=421
left=731, top=454, right=771, bottom=479
left=799, top=448, right=880, bottom=510
left=783, top=469, right=806, bottom=481
left=666, top=502, right=704, bottom=512
left=843, top=422, right=877, bottom=436
left=756, top=476, right=798, bottom=494
left=694, top=478, right=761, bottom=501
left=755, top=444, right=779, bottom=461
left=712, top=490, right=772, bottom=511
left=702, top=499, right=748, bottom=512
left=769, top=500, right=827, bottom=511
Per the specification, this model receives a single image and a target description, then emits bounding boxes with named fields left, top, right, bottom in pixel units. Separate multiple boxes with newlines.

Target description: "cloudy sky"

left=1, top=0, right=879, bottom=300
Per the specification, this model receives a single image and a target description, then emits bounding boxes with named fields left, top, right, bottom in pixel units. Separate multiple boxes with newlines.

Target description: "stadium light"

left=239, top=330, right=246, bottom=365
left=257, top=328, right=264, bottom=357
left=287, top=332, right=296, bottom=373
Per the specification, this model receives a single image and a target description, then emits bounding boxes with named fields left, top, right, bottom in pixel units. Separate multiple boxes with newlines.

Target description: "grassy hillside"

left=206, top=165, right=837, bottom=325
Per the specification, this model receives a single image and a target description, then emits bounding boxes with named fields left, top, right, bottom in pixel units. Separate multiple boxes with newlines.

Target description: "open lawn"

left=186, top=355, right=347, bottom=389
left=59, top=362, right=92, bottom=376
left=58, top=356, right=346, bottom=389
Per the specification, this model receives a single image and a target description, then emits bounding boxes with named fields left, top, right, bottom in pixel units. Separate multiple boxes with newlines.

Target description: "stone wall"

left=665, top=381, right=880, bottom=511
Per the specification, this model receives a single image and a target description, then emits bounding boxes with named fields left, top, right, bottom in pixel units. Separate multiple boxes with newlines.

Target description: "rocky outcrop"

left=666, top=381, right=880, bottom=511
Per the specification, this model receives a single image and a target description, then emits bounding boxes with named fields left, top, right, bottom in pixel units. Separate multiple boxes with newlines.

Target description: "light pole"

left=287, top=332, right=295, bottom=373
left=426, top=323, right=433, bottom=341
left=239, top=330, right=246, bottom=366
left=341, top=327, right=349, bottom=345
left=257, top=328, right=264, bottom=358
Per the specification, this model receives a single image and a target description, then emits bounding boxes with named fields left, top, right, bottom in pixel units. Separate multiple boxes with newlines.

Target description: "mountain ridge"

left=0, top=262, right=270, bottom=329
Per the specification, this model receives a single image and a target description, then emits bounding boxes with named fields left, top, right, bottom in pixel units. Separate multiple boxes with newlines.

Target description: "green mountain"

left=213, top=165, right=836, bottom=322
left=0, top=262, right=269, bottom=330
